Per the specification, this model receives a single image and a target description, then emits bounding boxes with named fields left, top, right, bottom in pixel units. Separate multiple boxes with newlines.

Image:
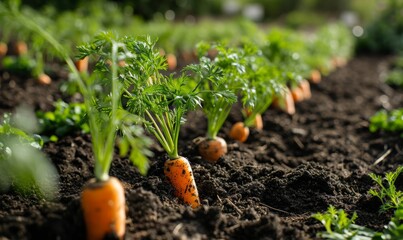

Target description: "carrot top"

left=118, top=37, right=203, bottom=160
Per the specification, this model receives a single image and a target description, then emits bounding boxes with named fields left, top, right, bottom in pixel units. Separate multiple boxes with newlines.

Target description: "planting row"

left=3, top=1, right=403, bottom=240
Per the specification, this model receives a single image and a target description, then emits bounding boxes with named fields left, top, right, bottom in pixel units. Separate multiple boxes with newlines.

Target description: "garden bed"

left=1, top=55, right=403, bottom=239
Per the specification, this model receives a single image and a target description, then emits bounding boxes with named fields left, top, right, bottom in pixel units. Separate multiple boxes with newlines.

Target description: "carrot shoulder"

left=164, top=157, right=200, bottom=208
left=198, top=137, right=228, bottom=163
left=81, top=177, right=126, bottom=240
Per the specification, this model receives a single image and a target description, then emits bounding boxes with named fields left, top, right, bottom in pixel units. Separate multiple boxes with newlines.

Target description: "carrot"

left=291, top=86, right=304, bottom=103
left=332, top=56, right=347, bottom=68
left=245, top=109, right=263, bottom=130
left=253, top=113, right=263, bottom=130
left=81, top=177, right=126, bottom=240
left=37, top=73, right=52, bottom=85
left=14, top=41, right=28, bottom=56
left=298, top=80, right=311, bottom=100
left=166, top=53, right=177, bottom=71
left=197, top=137, right=227, bottom=163
left=229, top=122, right=250, bottom=143
left=75, top=56, right=89, bottom=73
left=309, top=69, right=321, bottom=84
left=0, top=42, right=8, bottom=57
left=272, top=88, right=296, bottom=115
left=164, top=156, right=201, bottom=208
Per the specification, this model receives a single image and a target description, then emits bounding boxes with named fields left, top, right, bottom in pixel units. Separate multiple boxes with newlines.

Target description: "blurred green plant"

left=36, top=100, right=89, bottom=142
left=0, top=110, right=59, bottom=200
left=356, top=0, right=403, bottom=54
left=369, top=108, right=403, bottom=135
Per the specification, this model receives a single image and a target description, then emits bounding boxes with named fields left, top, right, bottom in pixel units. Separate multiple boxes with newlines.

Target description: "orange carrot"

left=37, top=73, right=52, bottom=85
left=75, top=56, right=89, bottom=73
left=272, top=88, right=296, bottom=115
left=14, top=41, right=28, bottom=56
left=229, top=122, right=250, bottom=143
left=309, top=69, right=321, bottom=84
left=164, top=157, right=200, bottom=208
left=291, top=86, right=305, bottom=103
left=244, top=109, right=263, bottom=130
left=81, top=177, right=126, bottom=240
left=197, top=137, right=227, bottom=163
left=253, top=113, right=263, bottom=130
left=166, top=53, right=177, bottom=71
left=0, top=42, right=8, bottom=57
left=332, top=56, right=347, bottom=68
left=298, top=80, right=311, bottom=100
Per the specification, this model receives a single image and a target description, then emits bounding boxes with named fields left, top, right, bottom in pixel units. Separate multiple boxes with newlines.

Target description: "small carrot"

left=253, top=113, right=263, bottom=130
left=0, top=42, right=8, bottom=57
left=272, top=88, right=296, bottom=115
left=37, top=72, right=52, bottom=85
left=298, top=79, right=311, bottom=100
left=164, top=157, right=201, bottom=208
left=166, top=53, right=177, bottom=71
left=197, top=137, right=227, bottom=163
left=229, top=122, right=250, bottom=143
left=75, top=56, right=89, bottom=73
left=81, top=177, right=126, bottom=240
left=14, top=41, right=28, bottom=56
left=309, top=69, right=322, bottom=84
left=245, top=109, right=263, bottom=130
left=290, top=86, right=305, bottom=103
left=332, top=56, right=347, bottom=68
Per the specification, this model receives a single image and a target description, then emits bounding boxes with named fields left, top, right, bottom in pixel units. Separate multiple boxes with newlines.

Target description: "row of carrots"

left=72, top=31, right=349, bottom=239
left=0, top=4, right=353, bottom=239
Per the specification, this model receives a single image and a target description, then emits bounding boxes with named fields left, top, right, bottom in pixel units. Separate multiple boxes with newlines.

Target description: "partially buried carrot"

left=197, top=137, right=227, bottom=163
left=14, top=41, right=27, bottom=56
left=75, top=56, right=89, bottom=73
left=166, top=53, right=177, bottom=71
left=37, top=73, right=52, bottom=85
left=291, top=86, right=304, bottom=103
left=0, top=42, right=8, bottom=57
left=253, top=113, right=263, bottom=130
left=272, top=88, right=296, bottom=115
left=298, top=79, right=311, bottom=100
left=309, top=69, right=321, bottom=84
left=229, top=122, right=250, bottom=143
left=164, top=157, right=200, bottom=208
left=81, top=177, right=126, bottom=240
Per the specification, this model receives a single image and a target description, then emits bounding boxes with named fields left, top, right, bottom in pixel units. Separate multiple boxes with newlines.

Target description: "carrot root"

left=37, top=73, right=52, bottom=85
left=81, top=177, right=126, bottom=240
left=272, top=88, right=295, bottom=115
left=75, top=56, right=89, bottom=73
left=298, top=80, right=311, bottom=100
left=166, top=53, right=177, bottom=71
left=164, top=157, right=200, bottom=208
left=15, top=41, right=27, bottom=56
left=309, top=69, right=321, bottom=84
left=198, top=137, right=228, bottom=163
left=254, top=113, right=263, bottom=130
left=229, top=122, right=250, bottom=143
left=291, top=86, right=304, bottom=103
left=0, top=42, right=8, bottom=57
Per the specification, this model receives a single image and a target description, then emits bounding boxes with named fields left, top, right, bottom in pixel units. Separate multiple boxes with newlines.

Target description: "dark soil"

left=1, top=56, right=403, bottom=240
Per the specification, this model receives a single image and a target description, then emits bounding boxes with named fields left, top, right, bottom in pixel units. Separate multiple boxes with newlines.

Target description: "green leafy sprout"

left=314, top=168, right=403, bottom=240
left=36, top=100, right=89, bottom=142
left=369, top=108, right=403, bottom=136
left=114, top=36, right=203, bottom=159
left=185, top=42, right=248, bottom=140
left=369, top=166, right=403, bottom=213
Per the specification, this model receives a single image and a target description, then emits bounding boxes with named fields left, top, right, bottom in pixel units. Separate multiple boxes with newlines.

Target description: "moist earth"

left=0, top=56, right=402, bottom=239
